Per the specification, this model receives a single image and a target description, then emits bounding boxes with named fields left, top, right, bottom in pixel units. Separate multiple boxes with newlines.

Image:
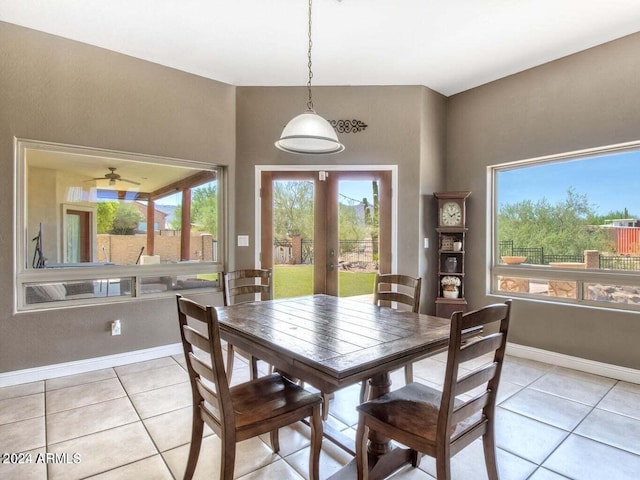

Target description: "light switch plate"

left=237, top=235, right=249, bottom=247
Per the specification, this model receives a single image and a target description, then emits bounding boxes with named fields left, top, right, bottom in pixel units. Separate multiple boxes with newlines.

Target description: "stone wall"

left=98, top=233, right=215, bottom=264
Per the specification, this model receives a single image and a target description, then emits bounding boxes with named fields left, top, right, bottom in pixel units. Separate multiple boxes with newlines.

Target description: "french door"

left=260, top=169, right=392, bottom=298
left=65, top=209, right=92, bottom=263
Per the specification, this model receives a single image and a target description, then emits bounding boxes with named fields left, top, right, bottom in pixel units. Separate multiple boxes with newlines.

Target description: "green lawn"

left=273, top=265, right=376, bottom=299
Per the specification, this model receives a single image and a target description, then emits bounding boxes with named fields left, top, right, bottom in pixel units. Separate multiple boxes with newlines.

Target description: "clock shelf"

left=436, top=227, right=469, bottom=234
left=434, top=191, right=471, bottom=318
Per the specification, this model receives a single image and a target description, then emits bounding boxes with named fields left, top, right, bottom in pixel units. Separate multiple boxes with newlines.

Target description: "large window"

left=490, top=141, right=640, bottom=311
left=15, top=139, right=225, bottom=311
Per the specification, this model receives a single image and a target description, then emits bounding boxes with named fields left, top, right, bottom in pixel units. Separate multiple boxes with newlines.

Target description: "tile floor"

left=1, top=350, right=639, bottom=480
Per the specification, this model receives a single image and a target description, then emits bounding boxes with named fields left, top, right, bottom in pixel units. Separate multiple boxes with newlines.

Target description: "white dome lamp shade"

left=275, top=0, right=344, bottom=155
left=275, top=109, right=345, bottom=155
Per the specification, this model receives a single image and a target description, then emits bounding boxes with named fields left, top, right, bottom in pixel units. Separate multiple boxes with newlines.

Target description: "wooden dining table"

left=216, top=294, right=479, bottom=480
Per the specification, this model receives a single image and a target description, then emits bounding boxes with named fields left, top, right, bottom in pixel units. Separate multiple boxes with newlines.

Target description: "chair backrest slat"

left=374, top=273, right=421, bottom=313
left=450, top=420, right=488, bottom=450
left=224, top=269, right=273, bottom=306
left=451, top=391, right=490, bottom=425
left=455, top=363, right=497, bottom=395
left=375, top=292, right=416, bottom=308
left=458, top=333, right=503, bottom=364
left=196, top=378, right=219, bottom=406
left=229, top=284, right=271, bottom=298
left=190, top=352, right=217, bottom=384
left=199, top=402, right=222, bottom=437
left=438, top=300, right=511, bottom=452
left=460, top=303, right=510, bottom=331
left=183, top=325, right=212, bottom=354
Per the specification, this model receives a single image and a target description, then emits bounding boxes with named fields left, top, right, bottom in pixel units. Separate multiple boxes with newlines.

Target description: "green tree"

left=339, top=203, right=366, bottom=242
left=168, top=205, right=182, bottom=230
left=191, top=184, right=217, bottom=235
left=587, top=208, right=637, bottom=226
left=110, top=203, right=143, bottom=235
left=273, top=181, right=313, bottom=240
left=97, top=201, right=119, bottom=234
left=498, top=188, right=614, bottom=255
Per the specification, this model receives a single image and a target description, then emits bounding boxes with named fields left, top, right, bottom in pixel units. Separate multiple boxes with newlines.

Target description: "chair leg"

left=226, top=344, right=235, bottom=383
left=355, top=415, right=370, bottom=480
left=359, top=379, right=370, bottom=403
left=183, top=409, right=204, bottom=480
left=220, top=433, right=236, bottom=480
left=483, top=431, right=500, bottom=480
left=435, top=447, right=451, bottom=480
left=270, top=429, right=280, bottom=453
left=249, top=355, right=259, bottom=380
left=404, top=363, right=414, bottom=384
left=309, top=404, right=323, bottom=480
left=322, top=392, right=331, bottom=420
left=410, top=449, right=422, bottom=468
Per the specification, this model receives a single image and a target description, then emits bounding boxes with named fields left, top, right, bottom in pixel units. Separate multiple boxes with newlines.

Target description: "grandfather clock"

left=434, top=191, right=470, bottom=318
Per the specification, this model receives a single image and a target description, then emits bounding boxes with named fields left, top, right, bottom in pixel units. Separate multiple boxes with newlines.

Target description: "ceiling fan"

left=87, top=167, right=140, bottom=186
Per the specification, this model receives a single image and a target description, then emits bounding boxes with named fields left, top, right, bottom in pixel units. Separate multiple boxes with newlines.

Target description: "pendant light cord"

left=306, top=0, right=314, bottom=111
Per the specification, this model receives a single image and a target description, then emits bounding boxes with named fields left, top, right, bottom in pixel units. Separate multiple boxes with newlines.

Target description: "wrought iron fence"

left=338, top=240, right=376, bottom=268
left=599, top=255, right=640, bottom=271
left=274, top=239, right=377, bottom=268
left=543, top=254, right=585, bottom=264
left=499, top=239, right=640, bottom=271
left=301, top=239, right=314, bottom=264
left=498, top=241, right=544, bottom=264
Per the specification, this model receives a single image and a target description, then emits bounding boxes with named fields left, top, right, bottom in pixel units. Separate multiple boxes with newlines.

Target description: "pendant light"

left=275, top=0, right=345, bottom=155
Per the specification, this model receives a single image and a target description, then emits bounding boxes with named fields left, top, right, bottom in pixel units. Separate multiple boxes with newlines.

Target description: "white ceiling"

left=1, top=0, right=639, bottom=96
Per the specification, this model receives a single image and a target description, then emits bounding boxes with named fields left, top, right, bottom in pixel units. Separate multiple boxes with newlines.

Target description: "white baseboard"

left=0, top=343, right=183, bottom=388
left=3, top=341, right=638, bottom=388
left=507, top=342, right=640, bottom=384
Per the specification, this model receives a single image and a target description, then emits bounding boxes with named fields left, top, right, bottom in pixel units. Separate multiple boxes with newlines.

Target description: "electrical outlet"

left=111, top=319, right=121, bottom=336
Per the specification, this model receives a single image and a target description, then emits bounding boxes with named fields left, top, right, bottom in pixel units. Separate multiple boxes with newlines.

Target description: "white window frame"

left=488, top=139, right=640, bottom=313
left=14, top=138, right=226, bottom=312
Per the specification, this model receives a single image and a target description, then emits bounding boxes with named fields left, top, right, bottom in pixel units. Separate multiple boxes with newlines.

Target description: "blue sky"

left=157, top=153, right=639, bottom=217
left=497, top=150, right=639, bottom=216
left=339, top=180, right=376, bottom=205
left=339, top=150, right=640, bottom=218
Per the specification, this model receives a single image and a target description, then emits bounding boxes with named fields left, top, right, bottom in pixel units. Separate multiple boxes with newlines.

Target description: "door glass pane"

left=66, top=213, right=81, bottom=263
left=337, top=180, right=378, bottom=298
left=272, top=180, right=314, bottom=298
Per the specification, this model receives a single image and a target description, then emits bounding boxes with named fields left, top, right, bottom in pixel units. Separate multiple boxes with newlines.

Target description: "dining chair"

left=176, top=295, right=323, bottom=480
left=373, top=273, right=422, bottom=314
left=355, top=300, right=512, bottom=480
left=223, top=269, right=273, bottom=381
left=360, top=273, right=422, bottom=402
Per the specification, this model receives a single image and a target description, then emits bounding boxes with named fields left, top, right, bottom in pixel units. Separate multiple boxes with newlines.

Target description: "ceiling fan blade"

left=119, top=178, right=141, bottom=185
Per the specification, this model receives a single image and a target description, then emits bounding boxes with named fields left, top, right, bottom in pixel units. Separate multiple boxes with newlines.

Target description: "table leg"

left=366, top=371, right=392, bottom=457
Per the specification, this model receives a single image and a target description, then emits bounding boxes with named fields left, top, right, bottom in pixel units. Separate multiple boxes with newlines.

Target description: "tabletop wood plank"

left=216, top=295, right=468, bottom=387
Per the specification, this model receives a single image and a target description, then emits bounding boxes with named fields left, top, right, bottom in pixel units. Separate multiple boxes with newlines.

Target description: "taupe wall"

left=3, top=19, right=638, bottom=373
left=0, top=22, right=235, bottom=372
left=234, top=86, right=447, bottom=298
left=447, top=32, right=640, bottom=369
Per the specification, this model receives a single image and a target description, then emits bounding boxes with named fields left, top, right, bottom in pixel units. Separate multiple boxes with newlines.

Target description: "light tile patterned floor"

left=1, top=350, right=639, bottom=479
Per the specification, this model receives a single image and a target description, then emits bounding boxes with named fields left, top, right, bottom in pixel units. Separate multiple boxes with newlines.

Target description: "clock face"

left=441, top=201, right=462, bottom=226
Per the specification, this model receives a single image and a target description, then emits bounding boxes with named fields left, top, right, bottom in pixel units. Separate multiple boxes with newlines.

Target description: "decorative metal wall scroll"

left=329, top=119, right=368, bottom=133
